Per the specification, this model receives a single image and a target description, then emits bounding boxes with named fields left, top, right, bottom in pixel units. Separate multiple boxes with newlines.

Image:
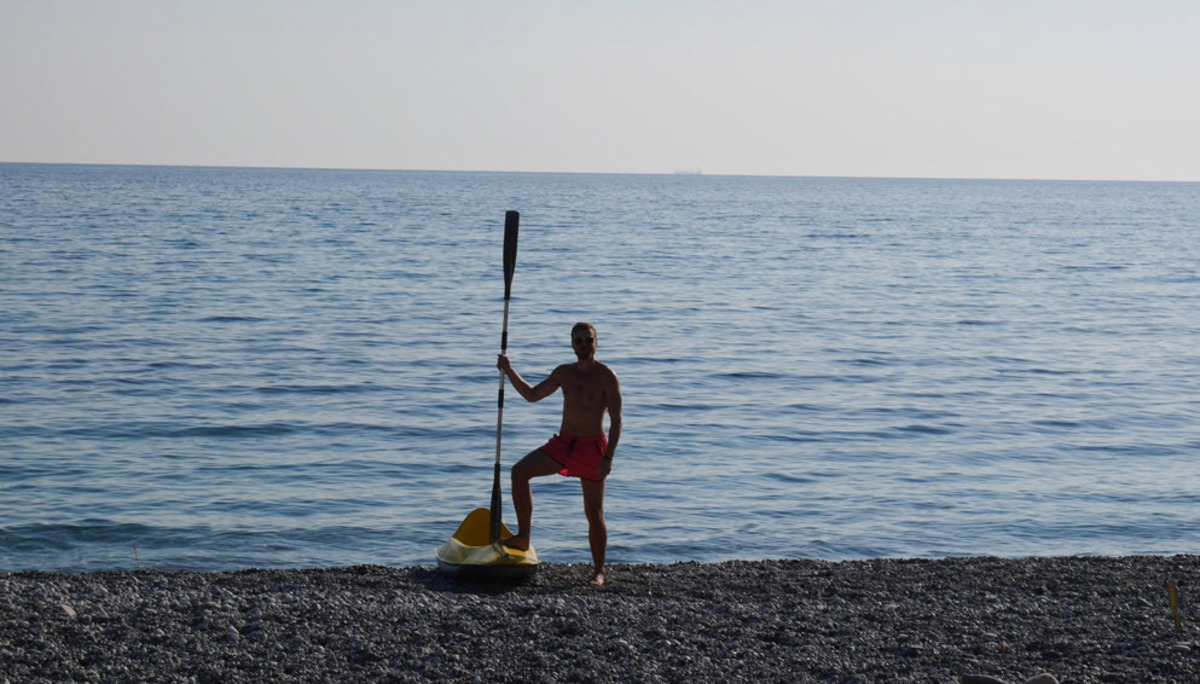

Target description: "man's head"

left=572, top=322, right=597, bottom=360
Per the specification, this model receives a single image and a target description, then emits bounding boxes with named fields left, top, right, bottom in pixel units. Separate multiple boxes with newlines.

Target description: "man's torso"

left=556, top=361, right=611, bottom=436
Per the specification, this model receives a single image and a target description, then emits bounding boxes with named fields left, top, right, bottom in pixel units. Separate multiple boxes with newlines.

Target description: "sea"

left=2, top=163, right=1198, bottom=573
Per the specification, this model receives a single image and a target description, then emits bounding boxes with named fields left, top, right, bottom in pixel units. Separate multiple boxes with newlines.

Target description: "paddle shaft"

left=491, top=210, right=519, bottom=543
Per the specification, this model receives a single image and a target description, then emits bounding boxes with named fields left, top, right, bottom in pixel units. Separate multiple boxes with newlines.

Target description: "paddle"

left=490, top=210, right=519, bottom=544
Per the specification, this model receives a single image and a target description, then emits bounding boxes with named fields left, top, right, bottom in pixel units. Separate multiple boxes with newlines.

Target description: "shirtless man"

left=496, top=322, right=623, bottom=586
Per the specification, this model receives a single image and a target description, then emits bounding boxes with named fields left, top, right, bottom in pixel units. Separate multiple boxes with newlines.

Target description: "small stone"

left=1024, top=675, right=1058, bottom=684
left=1171, top=643, right=1192, bottom=653
left=59, top=604, right=76, bottom=619
left=962, top=676, right=1012, bottom=684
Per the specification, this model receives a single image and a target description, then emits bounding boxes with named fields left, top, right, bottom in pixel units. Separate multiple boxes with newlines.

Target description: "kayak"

left=435, top=507, right=539, bottom=578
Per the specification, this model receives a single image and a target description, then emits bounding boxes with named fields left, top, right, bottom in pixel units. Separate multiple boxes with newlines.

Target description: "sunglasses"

left=573, top=336, right=595, bottom=345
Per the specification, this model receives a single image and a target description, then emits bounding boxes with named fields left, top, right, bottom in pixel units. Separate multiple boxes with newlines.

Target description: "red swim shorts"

left=539, top=434, right=609, bottom=482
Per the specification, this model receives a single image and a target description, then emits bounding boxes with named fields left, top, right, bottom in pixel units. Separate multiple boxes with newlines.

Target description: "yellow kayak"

left=435, top=507, right=539, bottom=578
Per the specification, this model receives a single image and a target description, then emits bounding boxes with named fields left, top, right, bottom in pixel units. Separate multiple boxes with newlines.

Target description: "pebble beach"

left=2, top=556, right=1197, bottom=683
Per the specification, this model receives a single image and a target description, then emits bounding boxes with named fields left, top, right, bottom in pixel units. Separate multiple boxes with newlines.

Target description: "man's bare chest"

left=561, top=374, right=606, bottom=408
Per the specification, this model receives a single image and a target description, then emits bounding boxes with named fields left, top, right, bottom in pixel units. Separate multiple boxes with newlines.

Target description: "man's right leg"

left=504, top=449, right=560, bottom=550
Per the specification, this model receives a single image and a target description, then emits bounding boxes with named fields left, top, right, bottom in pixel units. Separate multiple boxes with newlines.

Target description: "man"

left=496, top=322, right=623, bottom=586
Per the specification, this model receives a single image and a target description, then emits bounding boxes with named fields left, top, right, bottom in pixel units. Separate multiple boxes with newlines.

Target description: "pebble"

left=962, top=676, right=1010, bottom=684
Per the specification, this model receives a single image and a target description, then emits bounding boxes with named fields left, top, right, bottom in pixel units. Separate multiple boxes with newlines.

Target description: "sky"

left=2, top=0, right=1199, bottom=181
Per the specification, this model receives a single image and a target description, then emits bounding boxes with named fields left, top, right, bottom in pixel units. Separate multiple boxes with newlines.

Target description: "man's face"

left=572, top=328, right=596, bottom=359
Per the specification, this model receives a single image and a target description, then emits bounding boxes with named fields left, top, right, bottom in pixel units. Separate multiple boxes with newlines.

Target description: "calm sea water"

left=2, top=163, right=1198, bottom=573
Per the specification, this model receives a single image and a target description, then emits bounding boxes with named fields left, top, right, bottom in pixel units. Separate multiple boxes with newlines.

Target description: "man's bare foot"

left=500, top=534, right=530, bottom=551
left=589, top=572, right=606, bottom=587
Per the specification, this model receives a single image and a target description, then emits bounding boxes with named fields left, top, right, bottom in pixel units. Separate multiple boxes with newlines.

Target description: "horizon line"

left=2, top=159, right=1197, bottom=185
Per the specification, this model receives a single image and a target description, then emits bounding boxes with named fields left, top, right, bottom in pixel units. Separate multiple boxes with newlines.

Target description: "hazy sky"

left=3, top=1, right=1198, bottom=180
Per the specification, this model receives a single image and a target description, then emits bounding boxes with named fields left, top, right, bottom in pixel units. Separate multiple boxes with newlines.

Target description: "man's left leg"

left=581, top=478, right=607, bottom=586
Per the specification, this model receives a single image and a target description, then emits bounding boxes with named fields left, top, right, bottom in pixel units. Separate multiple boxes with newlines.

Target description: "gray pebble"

left=962, top=675, right=1011, bottom=684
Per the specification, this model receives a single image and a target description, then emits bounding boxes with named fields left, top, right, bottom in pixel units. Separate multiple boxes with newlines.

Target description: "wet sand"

left=2, top=556, right=1197, bottom=682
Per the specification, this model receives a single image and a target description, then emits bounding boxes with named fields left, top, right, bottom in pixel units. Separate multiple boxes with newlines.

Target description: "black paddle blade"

left=489, top=462, right=503, bottom=543
left=503, top=210, right=519, bottom=300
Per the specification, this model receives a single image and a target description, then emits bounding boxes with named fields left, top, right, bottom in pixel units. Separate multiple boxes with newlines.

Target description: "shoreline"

left=3, top=555, right=1197, bottom=682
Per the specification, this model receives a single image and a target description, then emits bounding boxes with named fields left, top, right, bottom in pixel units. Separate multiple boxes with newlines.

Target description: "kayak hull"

left=435, top=507, right=539, bottom=578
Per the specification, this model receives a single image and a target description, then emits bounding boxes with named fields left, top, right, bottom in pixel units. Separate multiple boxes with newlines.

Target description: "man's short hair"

left=572, top=322, right=597, bottom=340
